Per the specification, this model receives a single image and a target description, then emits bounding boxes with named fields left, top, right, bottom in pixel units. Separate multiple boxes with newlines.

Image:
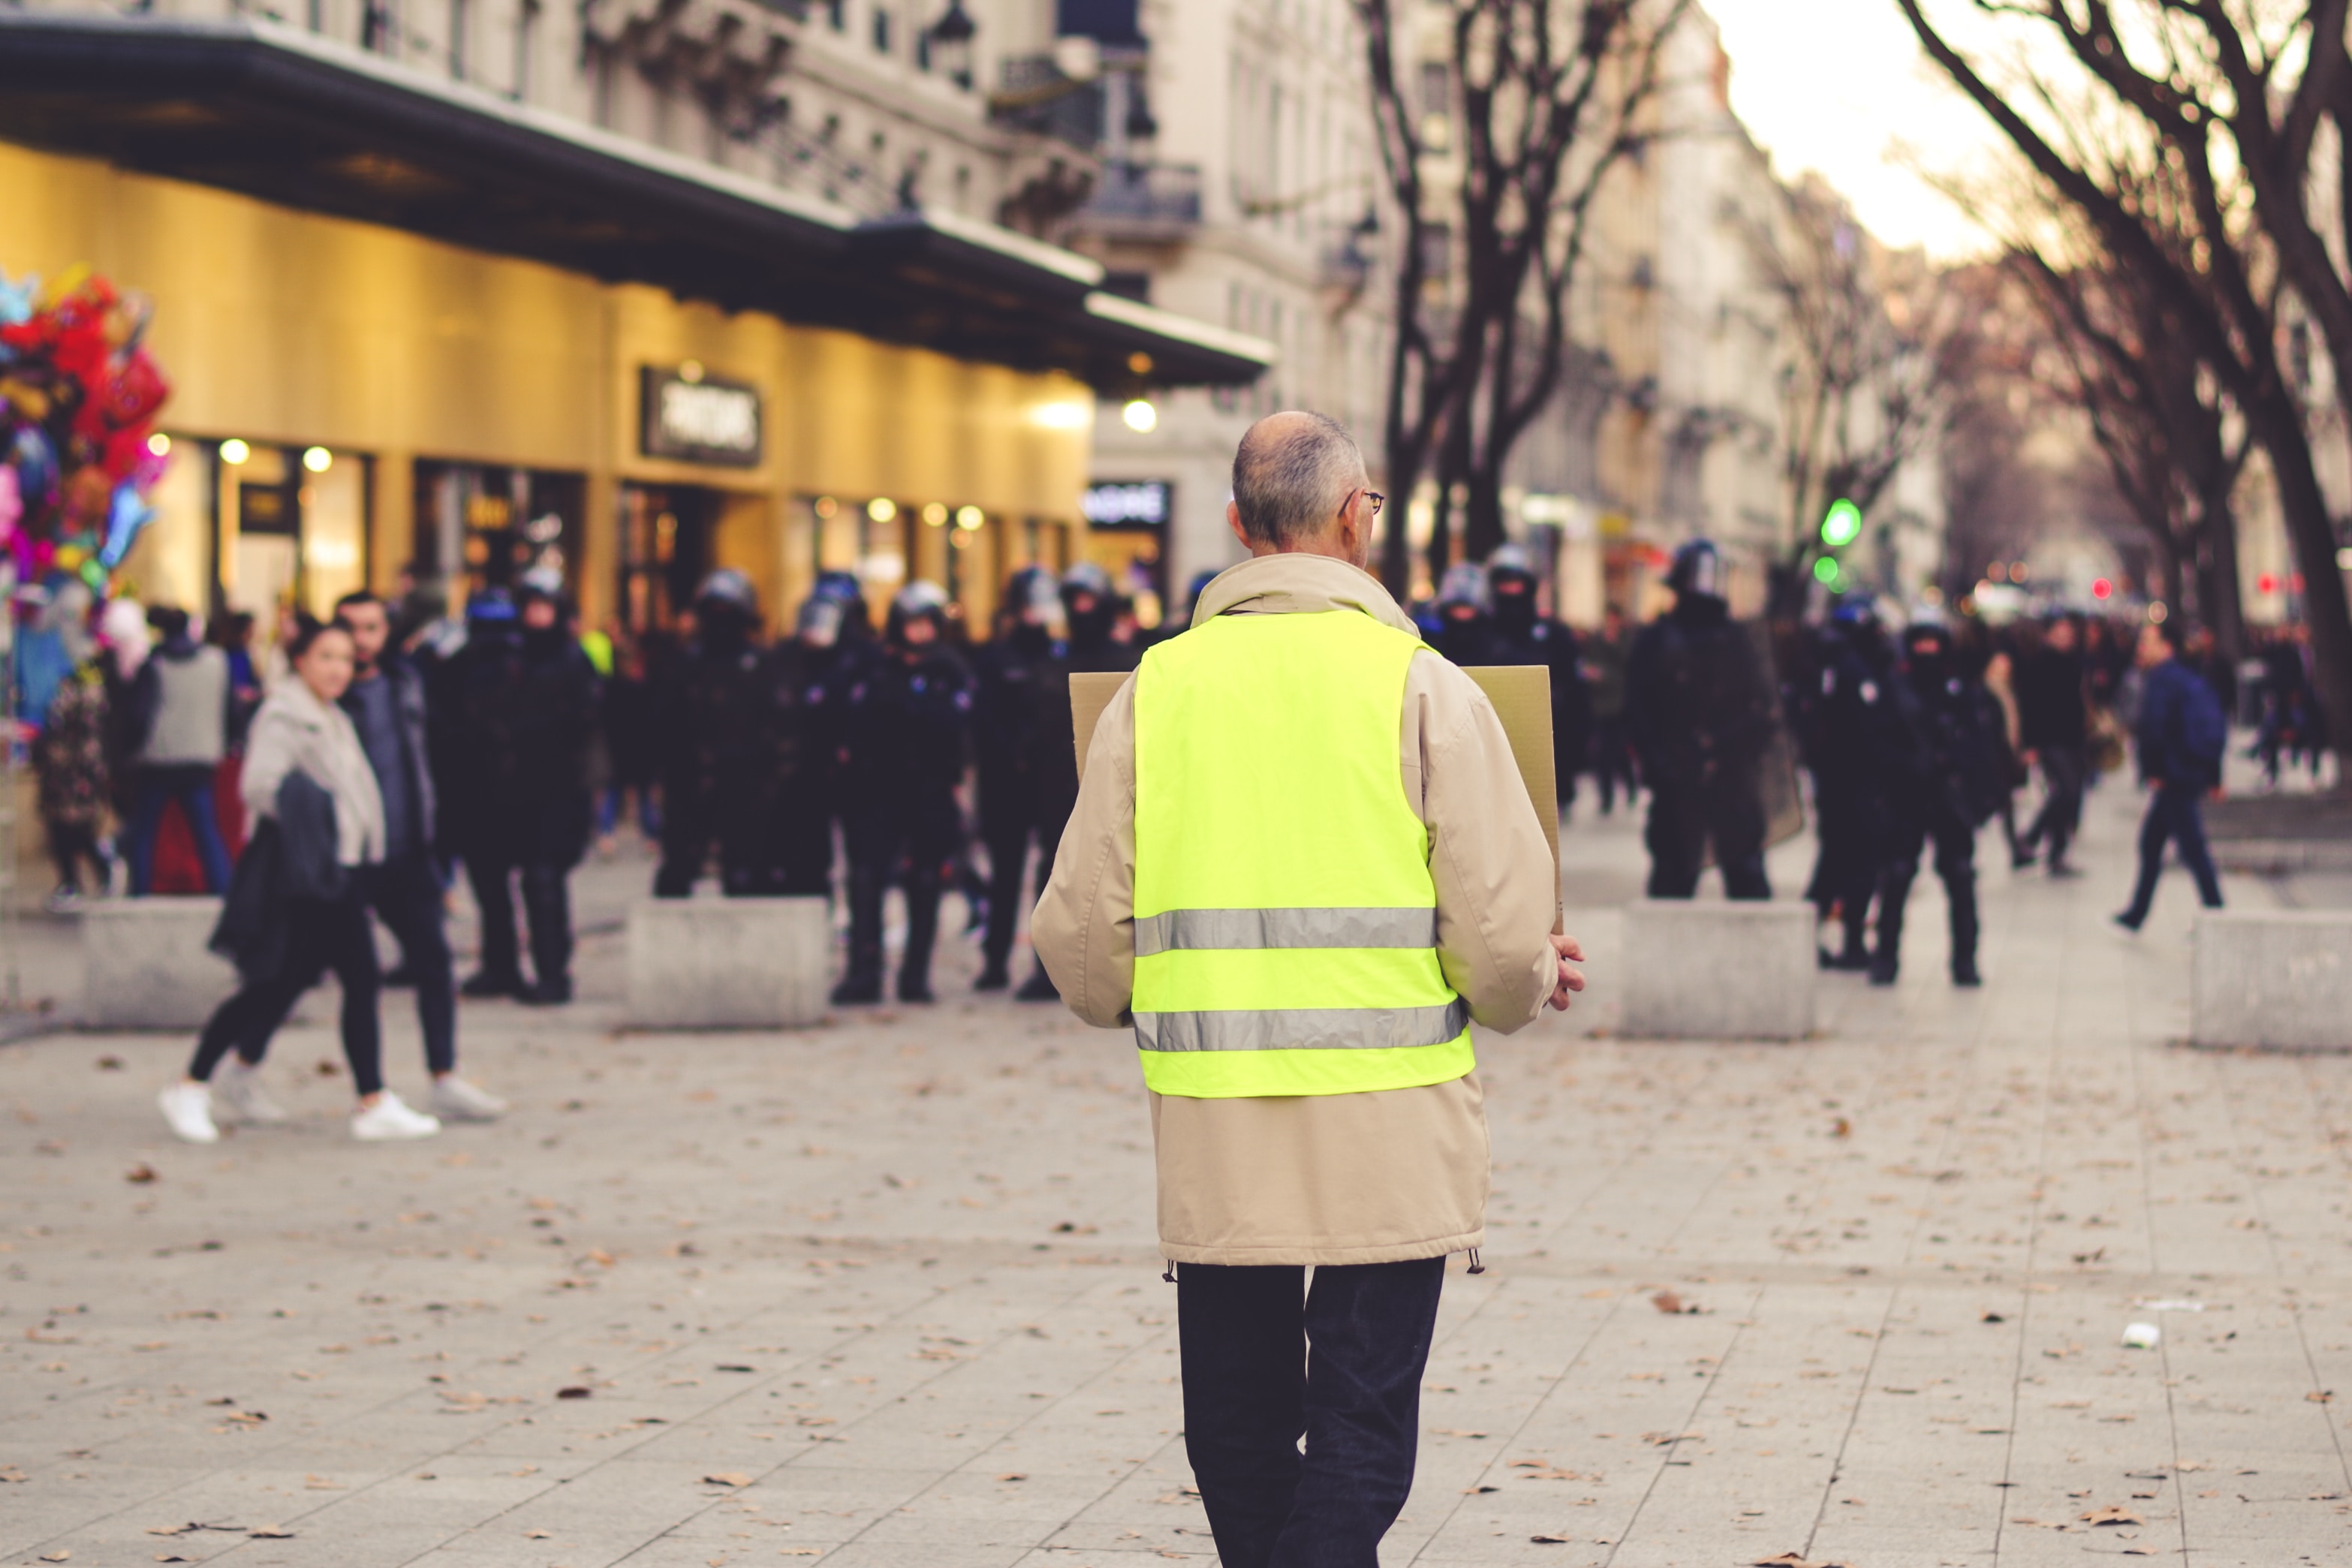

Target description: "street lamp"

left=928, top=0, right=976, bottom=89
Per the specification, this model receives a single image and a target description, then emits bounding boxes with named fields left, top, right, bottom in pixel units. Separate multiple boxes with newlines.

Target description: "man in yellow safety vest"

left=1033, top=410, right=1583, bottom=1566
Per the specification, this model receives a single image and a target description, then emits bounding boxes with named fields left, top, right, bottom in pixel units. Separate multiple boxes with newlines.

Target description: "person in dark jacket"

left=2116, top=619, right=2226, bottom=929
left=2013, top=614, right=2089, bottom=875
left=1484, top=544, right=1590, bottom=809
left=161, top=618, right=441, bottom=1144
left=651, top=570, right=817, bottom=898
left=1798, top=602, right=1894, bottom=971
left=334, top=591, right=504, bottom=1121
left=1626, top=540, right=1777, bottom=899
left=1426, top=562, right=1495, bottom=666
left=833, top=582, right=974, bottom=1005
left=971, top=567, right=1069, bottom=992
left=1583, top=606, right=1639, bottom=814
left=1871, top=616, right=2003, bottom=987
left=441, top=571, right=603, bottom=1004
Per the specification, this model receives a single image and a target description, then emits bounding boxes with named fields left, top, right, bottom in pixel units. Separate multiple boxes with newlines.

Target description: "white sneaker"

left=429, top=1076, right=507, bottom=1122
left=214, top=1061, right=290, bottom=1125
left=351, top=1092, right=441, bottom=1142
left=158, top=1082, right=219, bottom=1145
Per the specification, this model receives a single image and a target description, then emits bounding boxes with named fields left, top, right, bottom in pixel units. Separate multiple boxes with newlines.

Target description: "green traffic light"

left=1820, top=498, right=1863, bottom=548
left=1813, top=555, right=1841, bottom=585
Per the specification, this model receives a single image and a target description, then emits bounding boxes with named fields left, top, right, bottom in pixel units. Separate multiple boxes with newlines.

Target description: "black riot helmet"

left=887, top=579, right=951, bottom=647
left=1666, top=538, right=1724, bottom=602
left=694, top=568, right=760, bottom=645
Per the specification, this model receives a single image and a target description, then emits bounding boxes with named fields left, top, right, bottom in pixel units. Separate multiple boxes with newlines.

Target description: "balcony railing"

left=1073, top=160, right=1200, bottom=236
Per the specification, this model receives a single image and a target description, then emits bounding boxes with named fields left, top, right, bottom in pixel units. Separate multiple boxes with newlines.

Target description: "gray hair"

left=1230, top=411, right=1366, bottom=548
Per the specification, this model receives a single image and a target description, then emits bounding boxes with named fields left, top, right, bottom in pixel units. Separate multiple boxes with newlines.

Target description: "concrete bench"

left=81, top=897, right=236, bottom=1031
left=2193, top=910, right=2352, bottom=1050
left=624, top=897, right=831, bottom=1029
left=1621, top=899, right=1815, bottom=1040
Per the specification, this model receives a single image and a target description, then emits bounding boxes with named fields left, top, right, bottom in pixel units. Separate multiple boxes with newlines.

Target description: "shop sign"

left=641, top=366, right=763, bottom=466
left=1081, top=479, right=1171, bottom=529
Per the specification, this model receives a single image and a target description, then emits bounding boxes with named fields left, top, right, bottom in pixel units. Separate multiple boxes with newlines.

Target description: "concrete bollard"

left=624, top=897, right=832, bottom=1029
left=80, top=897, right=236, bottom=1031
left=2192, top=910, right=2352, bottom=1050
left=1621, top=899, right=1815, bottom=1040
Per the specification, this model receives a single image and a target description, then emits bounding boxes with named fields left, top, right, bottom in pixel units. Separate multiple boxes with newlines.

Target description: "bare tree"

left=1896, top=0, right=2352, bottom=776
left=1751, top=175, right=1955, bottom=610
left=1354, top=0, right=1690, bottom=591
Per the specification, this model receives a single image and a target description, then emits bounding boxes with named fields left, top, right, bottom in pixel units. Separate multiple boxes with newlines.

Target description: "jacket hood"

left=1191, top=553, right=1420, bottom=637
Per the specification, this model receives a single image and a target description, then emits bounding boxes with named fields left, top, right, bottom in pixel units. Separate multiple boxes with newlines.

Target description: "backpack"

left=2176, top=670, right=2227, bottom=784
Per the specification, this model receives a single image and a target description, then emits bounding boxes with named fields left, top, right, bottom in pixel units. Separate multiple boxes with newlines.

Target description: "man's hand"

left=1547, top=933, right=1586, bottom=1012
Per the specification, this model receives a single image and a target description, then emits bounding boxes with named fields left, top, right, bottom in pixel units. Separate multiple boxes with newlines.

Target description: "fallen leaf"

left=1750, top=1557, right=1853, bottom=1568
left=1429, top=1427, right=1490, bottom=1438
left=1981, top=1311, right=2006, bottom=1323
left=703, top=1473, right=753, bottom=1488
left=1830, top=1116, right=1852, bottom=1138
left=996, top=1473, right=1027, bottom=1482
left=1531, top=1535, right=1575, bottom=1544
left=1649, top=1290, right=1684, bottom=1314
left=556, top=1386, right=592, bottom=1399
left=2308, top=1390, right=2335, bottom=1404
left=98, top=1056, right=124, bottom=1070
left=779, top=1551, right=822, bottom=1557
left=125, top=1163, right=158, bottom=1184
left=248, top=1532, right=295, bottom=1541
left=524, top=1530, right=552, bottom=1539
left=2079, top=1505, right=2144, bottom=1526
left=41, top=1552, right=71, bottom=1562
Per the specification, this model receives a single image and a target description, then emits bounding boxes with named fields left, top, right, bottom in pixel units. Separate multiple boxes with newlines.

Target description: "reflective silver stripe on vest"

left=1133, top=998, right=1469, bottom=1053
left=1132, top=906, right=1440, bottom=958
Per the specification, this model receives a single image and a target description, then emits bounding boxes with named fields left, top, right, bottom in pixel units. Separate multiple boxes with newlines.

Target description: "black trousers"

left=45, top=818, right=110, bottom=892
left=980, top=805, right=1066, bottom=974
left=2024, top=745, right=2087, bottom=865
left=2122, top=784, right=2224, bottom=922
left=465, top=852, right=574, bottom=987
left=361, top=853, right=456, bottom=1076
left=657, top=784, right=833, bottom=898
left=1177, top=1258, right=1446, bottom=1568
left=1645, top=768, right=1770, bottom=900
left=1590, top=715, right=1637, bottom=813
left=190, top=889, right=383, bottom=1097
left=1875, top=812, right=1977, bottom=978
left=842, top=796, right=959, bottom=992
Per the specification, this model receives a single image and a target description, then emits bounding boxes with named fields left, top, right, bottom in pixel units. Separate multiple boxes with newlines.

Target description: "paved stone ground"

left=5, top=772, right=2352, bottom=1568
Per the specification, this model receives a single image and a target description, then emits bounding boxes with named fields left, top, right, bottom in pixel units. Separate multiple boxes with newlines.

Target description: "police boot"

left=1949, top=881, right=1982, bottom=989
left=832, top=864, right=887, bottom=1005
left=1015, top=968, right=1061, bottom=1003
left=896, top=865, right=942, bottom=1004
left=1821, top=904, right=1873, bottom=972
left=1869, top=874, right=1908, bottom=987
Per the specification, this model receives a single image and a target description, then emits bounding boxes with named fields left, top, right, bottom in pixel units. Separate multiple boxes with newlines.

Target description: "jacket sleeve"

left=1031, top=675, right=1137, bottom=1028
left=239, top=706, right=297, bottom=821
left=1414, top=654, right=1558, bottom=1034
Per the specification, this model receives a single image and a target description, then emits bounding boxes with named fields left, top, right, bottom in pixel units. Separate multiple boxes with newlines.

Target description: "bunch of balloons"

left=0, top=263, right=173, bottom=592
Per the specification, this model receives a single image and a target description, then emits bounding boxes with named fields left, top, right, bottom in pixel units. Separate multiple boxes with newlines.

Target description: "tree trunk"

left=2197, top=486, right=2248, bottom=702
left=2253, top=393, right=2352, bottom=769
left=1462, top=465, right=1507, bottom=563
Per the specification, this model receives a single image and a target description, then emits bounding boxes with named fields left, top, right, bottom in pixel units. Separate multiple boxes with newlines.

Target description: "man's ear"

left=1227, top=501, right=1250, bottom=550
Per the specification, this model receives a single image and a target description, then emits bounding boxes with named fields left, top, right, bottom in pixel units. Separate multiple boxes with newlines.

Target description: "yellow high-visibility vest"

left=1131, top=609, right=1474, bottom=1098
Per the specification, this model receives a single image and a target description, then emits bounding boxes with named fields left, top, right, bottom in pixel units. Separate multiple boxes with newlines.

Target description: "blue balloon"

left=98, top=480, right=155, bottom=568
left=0, top=271, right=35, bottom=327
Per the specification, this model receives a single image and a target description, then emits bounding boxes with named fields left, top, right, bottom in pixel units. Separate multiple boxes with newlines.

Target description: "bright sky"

left=1703, top=0, right=2016, bottom=260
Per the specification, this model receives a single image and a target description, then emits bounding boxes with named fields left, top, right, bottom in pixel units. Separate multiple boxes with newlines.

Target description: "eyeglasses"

left=1345, top=489, right=1386, bottom=519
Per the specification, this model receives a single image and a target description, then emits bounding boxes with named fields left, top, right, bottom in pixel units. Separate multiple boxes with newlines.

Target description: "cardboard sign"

left=1070, top=664, right=1561, bottom=931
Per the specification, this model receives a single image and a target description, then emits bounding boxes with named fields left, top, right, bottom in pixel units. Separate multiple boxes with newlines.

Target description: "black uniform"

left=835, top=636, right=974, bottom=1004
left=1872, top=632, right=2004, bottom=986
left=1796, top=615, right=1895, bottom=968
left=971, top=623, right=1069, bottom=989
left=1486, top=582, right=1590, bottom=808
left=652, top=617, right=826, bottom=898
left=441, top=618, right=602, bottom=1001
left=1626, top=591, right=1777, bottom=899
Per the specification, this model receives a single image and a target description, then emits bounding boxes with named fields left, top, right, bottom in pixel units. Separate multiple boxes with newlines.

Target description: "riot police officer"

left=1485, top=543, right=1589, bottom=808
left=971, top=568, right=1067, bottom=992
left=1796, top=601, right=1895, bottom=970
left=1625, top=539, right=1778, bottom=899
left=1872, top=615, right=2002, bottom=988
left=652, top=570, right=798, bottom=897
left=1427, top=561, right=1495, bottom=665
left=833, top=582, right=974, bottom=1005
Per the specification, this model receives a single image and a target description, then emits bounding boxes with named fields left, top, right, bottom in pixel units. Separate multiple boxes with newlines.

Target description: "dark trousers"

left=361, top=852, right=456, bottom=1076
left=128, top=763, right=233, bottom=895
left=1178, top=1258, right=1446, bottom=1568
left=465, top=853, right=574, bottom=986
left=2024, top=745, right=2087, bottom=865
left=980, top=808, right=1065, bottom=974
left=1875, top=813, right=1977, bottom=979
left=656, top=786, right=833, bottom=898
left=1591, top=715, right=1637, bottom=813
left=46, top=819, right=110, bottom=892
left=190, top=889, right=383, bottom=1097
left=842, top=797, right=959, bottom=994
left=1645, top=770, right=1770, bottom=900
left=2122, top=784, right=2224, bottom=922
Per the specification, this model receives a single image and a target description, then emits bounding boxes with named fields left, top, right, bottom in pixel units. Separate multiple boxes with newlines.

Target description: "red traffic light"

left=2092, top=577, right=2113, bottom=600
left=2257, top=573, right=2278, bottom=595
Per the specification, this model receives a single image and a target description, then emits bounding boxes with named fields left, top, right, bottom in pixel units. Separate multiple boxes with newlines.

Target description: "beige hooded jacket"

left=1030, top=552, right=1559, bottom=1266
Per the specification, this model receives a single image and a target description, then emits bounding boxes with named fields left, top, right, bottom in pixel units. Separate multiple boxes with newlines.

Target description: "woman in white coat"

left=158, top=618, right=440, bottom=1142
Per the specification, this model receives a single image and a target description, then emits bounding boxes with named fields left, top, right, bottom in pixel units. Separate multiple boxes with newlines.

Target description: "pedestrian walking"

left=158, top=618, right=441, bottom=1145
left=832, top=582, right=973, bottom=1005
left=1871, top=616, right=2004, bottom=988
left=971, top=567, right=1068, bottom=993
left=122, top=606, right=235, bottom=895
left=333, top=591, right=504, bottom=1122
left=34, top=645, right=116, bottom=910
left=1033, top=411, right=1581, bottom=1568
left=1625, top=540, right=1778, bottom=899
left=2115, top=618, right=2227, bottom=931
left=2015, top=615, right=2090, bottom=874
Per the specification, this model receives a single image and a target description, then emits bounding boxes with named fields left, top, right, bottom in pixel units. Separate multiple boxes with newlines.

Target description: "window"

left=448, top=0, right=468, bottom=80
left=827, top=0, right=845, bottom=29
left=513, top=0, right=536, bottom=98
left=872, top=4, right=892, bottom=53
